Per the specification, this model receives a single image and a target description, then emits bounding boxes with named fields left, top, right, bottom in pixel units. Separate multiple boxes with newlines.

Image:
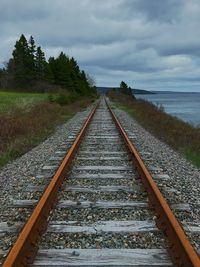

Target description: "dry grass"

left=108, top=91, right=200, bottom=167
left=0, top=97, right=95, bottom=167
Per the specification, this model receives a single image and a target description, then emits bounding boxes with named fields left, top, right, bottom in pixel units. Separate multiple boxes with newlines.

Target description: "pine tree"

left=69, top=57, right=81, bottom=93
left=44, top=63, right=54, bottom=84
left=29, top=36, right=36, bottom=55
left=3, top=34, right=96, bottom=93
left=12, top=34, right=33, bottom=88
left=49, top=52, right=74, bottom=90
left=120, top=81, right=128, bottom=94
left=80, top=70, right=91, bottom=95
left=35, top=46, right=46, bottom=80
left=127, top=86, right=134, bottom=97
left=120, top=81, right=134, bottom=98
left=28, top=36, right=36, bottom=80
left=56, top=52, right=70, bottom=88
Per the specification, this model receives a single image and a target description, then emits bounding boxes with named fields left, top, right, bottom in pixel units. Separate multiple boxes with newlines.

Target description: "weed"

left=0, top=93, right=95, bottom=168
left=108, top=91, right=200, bottom=168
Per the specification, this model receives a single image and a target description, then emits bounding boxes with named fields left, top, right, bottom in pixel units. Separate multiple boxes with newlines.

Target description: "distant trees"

left=0, top=34, right=95, bottom=96
left=120, top=81, right=135, bottom=98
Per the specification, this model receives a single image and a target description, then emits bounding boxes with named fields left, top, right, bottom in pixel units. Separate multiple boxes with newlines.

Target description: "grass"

left=0, top=91, right=48, bottom=115
left=184, top=150, right=200, bottom=168
left=0, top=90, right=96, bottom=167
left=108, top=91, right=200, bottom=168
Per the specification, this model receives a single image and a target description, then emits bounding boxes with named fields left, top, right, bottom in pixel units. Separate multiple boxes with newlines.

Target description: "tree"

left=86, top=73, right=96, bottom=88
left=12, top=34, right=33, bottom=88
left=2, top=34, right=95, bottom=94
left=44, top=63, right=54, bottom=84
left=54, top=52, right=74, bottom=89
left=48, top=53, right=93, bottom=95
left=120, top=81, right=135, bottom=98
left=120, top=81, right=128, bottom=94
left=28, top=35, right=36, bottom=79
left=81, top=70, right=91, bottom=95
left=35, top=46, right=46, bottom=80
left=0, top=68, right=5, bottom=88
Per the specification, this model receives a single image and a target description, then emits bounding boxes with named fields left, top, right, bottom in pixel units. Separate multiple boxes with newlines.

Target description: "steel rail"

left=2, top=102, right=98, bottom=267
left=106, top=98, right=200, bottom=267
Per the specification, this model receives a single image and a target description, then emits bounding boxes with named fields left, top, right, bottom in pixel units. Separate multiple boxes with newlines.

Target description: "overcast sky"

left=0, top=0, right=200, bottom=91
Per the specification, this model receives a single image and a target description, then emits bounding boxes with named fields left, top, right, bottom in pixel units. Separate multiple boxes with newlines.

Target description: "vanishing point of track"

left=2, top=98, right=200, bottom=267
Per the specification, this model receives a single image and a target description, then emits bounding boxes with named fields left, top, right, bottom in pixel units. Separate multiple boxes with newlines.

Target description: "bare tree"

left=86, top=73, right=96, bottom=87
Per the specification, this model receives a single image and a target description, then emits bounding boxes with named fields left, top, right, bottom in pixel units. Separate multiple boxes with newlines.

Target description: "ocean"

left=135, top=92, right=200, bottom=127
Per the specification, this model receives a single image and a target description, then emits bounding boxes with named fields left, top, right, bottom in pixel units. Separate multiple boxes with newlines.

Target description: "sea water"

left=136, top=92, right=200, bottom=127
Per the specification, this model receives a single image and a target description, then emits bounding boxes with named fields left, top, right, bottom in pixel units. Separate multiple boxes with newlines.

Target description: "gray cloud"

left=0, top=0, right=200, bottom=91
left=132, top=0, right=185, bottom=22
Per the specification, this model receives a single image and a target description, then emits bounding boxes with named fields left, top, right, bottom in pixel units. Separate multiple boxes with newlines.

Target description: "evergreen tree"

left=127, top=86, right=133, bottom=97
left=120, top=81, right=134, bottom=98
left=2, top=33, right=96, bottom=94
left=0, top=68, right=5, bottom=87
left=35, top=46, right=46, bottom=80
left=120, top=81, right=128, bottom=94
left=44, top=63, right=54, bottom=84
left=28, top=35, right=36, bottom=78
left=49, top=52, right=74, bottom=90
left=56, top=52, right=71, bottom=88
left=48, top=56, right=56, bottom=81
left=69, top=57, right=81, bottom=93
left=12, top=34, right=33, bottom=88
left=80, top=70, right=91, bottom=95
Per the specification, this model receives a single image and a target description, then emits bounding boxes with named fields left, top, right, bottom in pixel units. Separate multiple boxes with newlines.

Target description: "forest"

left=0, top=34, right=96, bottom=96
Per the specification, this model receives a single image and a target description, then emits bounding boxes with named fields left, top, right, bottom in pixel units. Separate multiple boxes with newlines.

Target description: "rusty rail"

left=106, top=98, right=200, bottom=267
left=2, top=103, right=98, bottom=267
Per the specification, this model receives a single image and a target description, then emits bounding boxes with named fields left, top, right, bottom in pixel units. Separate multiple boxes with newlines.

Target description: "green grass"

left=112, top=102, right=135, bottom=115
left=184, top=150, right=200, bottom=168
left=0, top=90, right=48, bottom=115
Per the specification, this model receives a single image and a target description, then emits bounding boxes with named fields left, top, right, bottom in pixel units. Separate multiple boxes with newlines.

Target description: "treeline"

left=0, top=34, right=96, bottom=95
left=110, top=81, right=135, bottom=99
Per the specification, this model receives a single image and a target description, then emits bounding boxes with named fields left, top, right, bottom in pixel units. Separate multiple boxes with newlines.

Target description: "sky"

left=0, top=0, right=200, bottom=92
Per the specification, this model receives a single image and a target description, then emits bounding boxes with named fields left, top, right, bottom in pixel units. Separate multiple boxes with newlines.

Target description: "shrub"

left=48, top=94, right=54, bottom=103
left=108, top=91, right=200, bottom=167
left=54, top=94, right=70, bottom=105
left=0, top=93, right=97, bottom=167
left=53, top=92, right=79, bottom=106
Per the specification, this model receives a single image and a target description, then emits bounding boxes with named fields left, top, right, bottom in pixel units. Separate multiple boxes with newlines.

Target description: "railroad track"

left=1, top=98, right=200, bottom=267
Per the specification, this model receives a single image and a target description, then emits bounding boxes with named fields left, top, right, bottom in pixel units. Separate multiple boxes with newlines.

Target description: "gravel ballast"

left=112, top=103, right=200, bottom=250
left=37, top=101, right=167, bottom=252
left=0, top=98, right=199, bottom=263
left=0, top=106, right=93, bottom=255
left=113, top=104, right=200, bottom=212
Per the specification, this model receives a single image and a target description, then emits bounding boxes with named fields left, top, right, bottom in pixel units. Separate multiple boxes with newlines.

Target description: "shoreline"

left=108, top=91, right=200, bottom=168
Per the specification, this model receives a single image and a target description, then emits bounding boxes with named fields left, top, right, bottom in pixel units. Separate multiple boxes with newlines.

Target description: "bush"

left=54, top=92, right=79, bottom=106
left=48, top=94, right=54, bottom=103
left=54, top=94, right=70, bottom=105
left=0, top=93, right=98, bottom=167
left=0, top=102, right=61, bottom=163
left=68, top=92, right=79, bottom=103
left=108, top=91, right=200, bottom=167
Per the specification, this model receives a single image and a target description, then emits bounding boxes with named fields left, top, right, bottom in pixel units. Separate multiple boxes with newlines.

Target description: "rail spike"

left=105, top=97, right=200, bottom=267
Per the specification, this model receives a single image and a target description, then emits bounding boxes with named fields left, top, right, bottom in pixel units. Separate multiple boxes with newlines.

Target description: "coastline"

left=108, top=91, right=200, bottom=168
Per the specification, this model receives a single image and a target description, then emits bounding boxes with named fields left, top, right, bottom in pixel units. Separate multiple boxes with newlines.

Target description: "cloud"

left=0, top=0, right=200, bottom=91
left=132, top=0, right=185, bottom=23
